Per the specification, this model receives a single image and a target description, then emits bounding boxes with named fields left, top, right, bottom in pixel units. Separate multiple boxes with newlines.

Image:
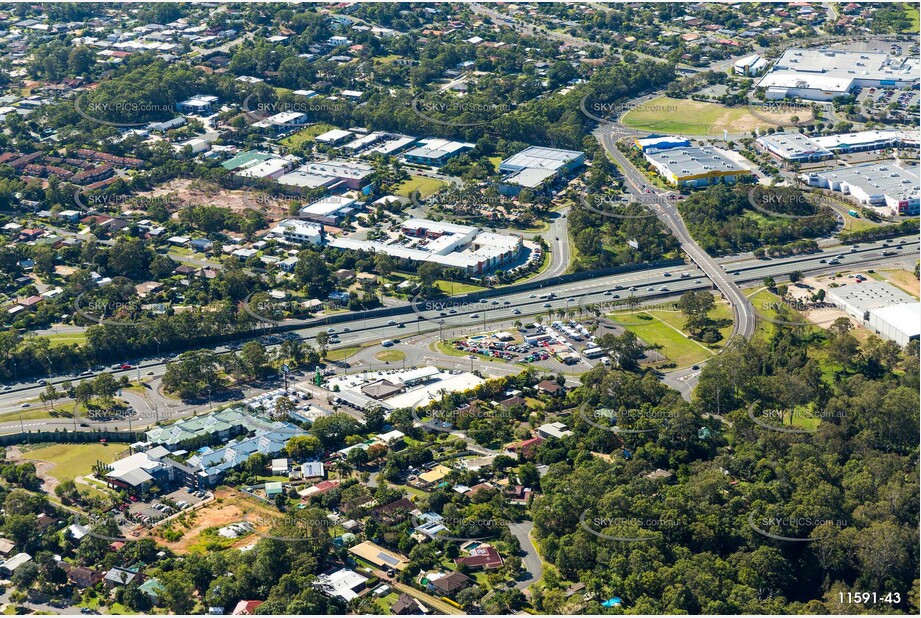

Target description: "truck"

left=848, top=209, right=859, bottom=217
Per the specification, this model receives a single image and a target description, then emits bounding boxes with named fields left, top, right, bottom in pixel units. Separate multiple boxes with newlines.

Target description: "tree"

left=373, top=252, right=396, bottom=278
left=286, top=435, right=322, bottom=460
left=239, top=341, right=269, bottom=379
left=273, top=395, right=295, bottom=421
left=417, top=262, right=441, bottom=293
left=788, top=270, right=803, bottom=283
left=596, top=330, right=647, bottom=372
left=310, top=413, right=361, bottom=448
left=159, top=570, right=195, bottom=615
left=315, top=331, right=330, bottom=359
left=93, top=372, right=119, bottom=405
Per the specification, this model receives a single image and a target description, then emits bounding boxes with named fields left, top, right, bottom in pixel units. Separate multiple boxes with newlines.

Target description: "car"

left=37, top=378, right=46, bottom=385
left=80, top=370, right=94, bottom=377
left=512, top=309, right=521, bottom=315
left=396, top=323, right=405, bottom=329
left=819, top=259, right=827, bottom=263
left=342, top=327, right=350, bottom=332
left=647, top=287, right=654, bottom=291
left=1, top=385, right=10, bottom=391
left=694, top=279, right=701, bottom=284
left=603, top=290, right=612, bottom=296
left=543, top=303, right=551, bottom=308
left=20, top=403, right=30, bottom=408
left=612, top=294, right=620, bottom=299
left=692, top=365, right=700, bottom=370
left=529, top=294, right=536, bottom=298
left=387, top=320, right=397, bottom=326
left=439, top=311, right=447, bottom=316
left=469, top=313, right=480, bottom=318
left=629, top=286, right=638, bottom=292
left=448, top=308, right=457, bottom=314
left=660, top=286, right=668, bottom=291
left=381, top=340, right=394, bottom=347
left=121, top=364, right=132, bottom=370
left=503, top=300, right=511, bottom=305
left=663, top=272, right=672, bottom=277
left=327, top=327, right=336, bottom=333
left=491, top=300, right=499, bottom=305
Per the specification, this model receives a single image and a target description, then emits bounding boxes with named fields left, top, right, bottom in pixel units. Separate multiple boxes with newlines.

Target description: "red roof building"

left=454, top=544, right=503, bottom=570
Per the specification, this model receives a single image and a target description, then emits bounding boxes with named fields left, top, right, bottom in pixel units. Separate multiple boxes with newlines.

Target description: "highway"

left=1, top=236, right=914, bottom=425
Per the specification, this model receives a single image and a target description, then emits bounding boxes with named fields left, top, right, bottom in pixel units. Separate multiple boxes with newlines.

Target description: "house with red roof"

left=454, top=544, right=503, bottom=570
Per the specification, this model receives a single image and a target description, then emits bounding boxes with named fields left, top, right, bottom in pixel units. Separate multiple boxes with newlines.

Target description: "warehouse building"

left=803, top=162, right=920, bottom=216
left=644, top=145, right=751, bottom=188
left=497, top=146, right=585, bottom=196
left=403, top=138, right=474, bottom=166
left=315, top=128, right=353, bottom=145
left=299, top=196, right=359, bottom=225
left=812, top=130, right=918, bottom=154
left=757, top=132, right=833, bottom=162
left=278, top=159, right=374, bottom=191
left=826, top=282, right=920, bottom=346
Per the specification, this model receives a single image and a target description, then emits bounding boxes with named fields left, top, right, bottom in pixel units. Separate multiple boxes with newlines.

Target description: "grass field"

left=435, top=279, right=486, bottom=295
left=621, top=96, right=805, bottom=135
left=374, top=350, right=407, bottom=362
left=614, top=313, right=713, bottom=367
left=327, top=346, right=361, bottom=361
left=394, top=175, right=447, bottom=198
left=45, top=331, right=87, bottom=348
left=20, top=442, right=128, bottom=483
left=280, top=123, right=337, bottom=148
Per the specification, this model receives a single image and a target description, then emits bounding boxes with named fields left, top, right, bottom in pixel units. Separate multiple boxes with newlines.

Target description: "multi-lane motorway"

left=1, top=236, right=914, bottom=420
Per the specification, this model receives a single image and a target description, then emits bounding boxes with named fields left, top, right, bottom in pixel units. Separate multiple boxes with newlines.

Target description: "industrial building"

left=403, top=138, right=474, bottom=166
left=756, top=132, right=833, bottom=162
left=826, top=281, right=920, bottom=346
left=278, top=159, right=373, bottom=191
left=803, top=162, right=920, bottom=216
left=497, top=146, right=585, bottom=196
left=757, top=48, right=921, bottom=101
left=299, top=195, right=359, bottom=225
left=314, top=128, right=353, bottom=145
left=644, top=145, right=751, bottom=188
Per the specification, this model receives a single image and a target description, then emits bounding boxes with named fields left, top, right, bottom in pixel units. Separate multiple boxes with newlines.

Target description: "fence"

left=0, top=429, right=141, bottom=447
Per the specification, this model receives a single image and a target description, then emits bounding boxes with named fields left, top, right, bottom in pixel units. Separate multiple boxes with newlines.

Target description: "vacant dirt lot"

left=151, top=487, right=281, bottom=554
left=131, top=179, right=294, bottom=222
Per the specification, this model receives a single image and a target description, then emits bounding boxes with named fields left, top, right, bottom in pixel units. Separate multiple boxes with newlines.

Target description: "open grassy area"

left=280, top=123, right=337, bottom=148
left=621, top=96, right=805, bottom=135
left=45, top=331, right=87, bottom=348
left=613, top=313, right=713, bottom=367
left=435, top=279, right=486, bottom=295
left=20, top=442, right=128, bottom=483
left=374, top=349, right=407, bottom=362
left=394, top=175, right=447, bottom=198
left=327, top=346, right=361, bottom=361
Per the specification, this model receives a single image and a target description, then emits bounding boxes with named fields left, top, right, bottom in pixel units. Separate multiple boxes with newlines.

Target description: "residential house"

left=231, top=600, right=264, bottom=615
left=454, top=544, right=503, bottom=570
left=427, top=571, right=472, bottom=597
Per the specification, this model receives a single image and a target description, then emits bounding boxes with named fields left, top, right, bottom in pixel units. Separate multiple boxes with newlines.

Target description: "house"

left=300, top=461, right=325, bottom=478
left=417, top=464, right=452, bottom=487
left=373, top=497, right=417, bottom=523
left=298, top=479, right=340, bottom=499
left=271, top=458, right=289, bottom=475
left=506, top=436, right=543, bottom=459
left=427, top=571, right=472, bottom=597
left=536, top=380, right=562, bottom=396
left=348, top=541, right=410, bottom=572
left=454, top=544, right=503, bottom=570
left=537, top=422, right=573, bottom=440
left=139, top=579, right=165, bottom=605
left=64, top=565, right=105, bottom=589
left=0, top=553, right=32, bottom=576
left=498, top=395, right=526, bottom=410
left=231, top=600, right=264, bottom=615
left=312, top=568, right=368, bottom=601
left=507, top=485, right=532, bottom=505
left=135, top=281, right=163, bottom=298
left=392, top=592, right=428, bottom=615
left=104, top=566, right=139, bottom=588
left=0, top=538, right=14, bottom=557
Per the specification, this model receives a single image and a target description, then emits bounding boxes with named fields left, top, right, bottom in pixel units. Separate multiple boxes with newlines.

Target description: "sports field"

left=621, top=96, right=807, bottom=135
left=20, top=442, right=128, bottom=483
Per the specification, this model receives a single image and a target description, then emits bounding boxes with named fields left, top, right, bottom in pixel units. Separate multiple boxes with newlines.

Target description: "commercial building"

left=233, top=157, right=295, bottom=180
left=330, top=218, right=522, bottom=275
left=270, top=219, right=324, bottom=245
left=734, top=53, right=767, bottom=76
left=812, top=130, right=917, bottom=154
left=299, top=196, right=359, bottom=225
left=634, top=135, right=691, bottom=153
left=644, top=145, right=751, bottom=188
left=758, top=48, right=921, bottom=100
left=403, top=138, right=474, bottom=166
left=803, top=162, right=920, bottom=216
left=251, top=111, right=308, bottom=133
left=756, top=132, right=833, bottom=162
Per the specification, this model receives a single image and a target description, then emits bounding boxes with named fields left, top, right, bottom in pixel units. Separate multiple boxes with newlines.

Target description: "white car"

left=470, top=313, right=480, bottom=318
